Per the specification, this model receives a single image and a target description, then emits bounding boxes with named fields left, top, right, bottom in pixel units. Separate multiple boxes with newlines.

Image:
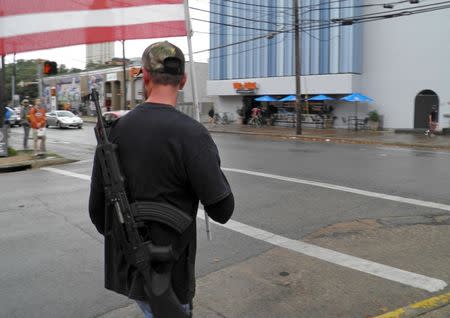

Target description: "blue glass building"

left=209, top=0, right=363, bottom=80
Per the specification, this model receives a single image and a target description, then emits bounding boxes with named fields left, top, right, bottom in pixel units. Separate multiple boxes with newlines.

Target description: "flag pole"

left=122, top=40, right=127, bottom=110
left=184, top=0, right=211, bottom=241
left=184, top=0, right=201, bottom=122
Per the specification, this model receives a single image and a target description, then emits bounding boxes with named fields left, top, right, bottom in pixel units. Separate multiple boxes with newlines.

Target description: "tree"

left=4, top=59, right=40, bottom=104
left=58, top=64, right=82, bottom=74
left=58, top=64, right=69, bottom=74
left=86, top=62, right=110, bottom=71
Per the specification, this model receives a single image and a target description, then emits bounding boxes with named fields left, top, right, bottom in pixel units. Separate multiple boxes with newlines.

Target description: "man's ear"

left=143, top=68, right=150, bottom=84
left=179, top=73, right=187, bottom=90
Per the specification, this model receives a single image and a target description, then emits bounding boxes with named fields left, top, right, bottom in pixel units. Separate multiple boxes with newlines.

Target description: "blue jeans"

left=136, top=300, right=191, bottom=318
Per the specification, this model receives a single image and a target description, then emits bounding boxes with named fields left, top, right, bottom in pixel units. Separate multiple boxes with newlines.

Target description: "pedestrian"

left=89, top=41, right=234, bottom=318
left=20, top=99, right=31, bottom=149
left=425, top=106, right=438, bottom=136
left=208, top=107, right=215, bottom=124
left=29, top=98, right=46, bottom=155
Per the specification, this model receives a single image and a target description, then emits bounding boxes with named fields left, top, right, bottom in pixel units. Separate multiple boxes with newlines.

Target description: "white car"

left=46, top=110, right=83, bottom=129
left=6, top=106, right=21, bottom=127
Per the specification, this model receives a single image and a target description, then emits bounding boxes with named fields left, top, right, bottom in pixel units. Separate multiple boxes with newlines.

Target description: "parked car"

left=102, top=110, right=130, bottom=127
left=46, top=110, right=83, bottom=129
left=6, top=106, right=21, bottom=127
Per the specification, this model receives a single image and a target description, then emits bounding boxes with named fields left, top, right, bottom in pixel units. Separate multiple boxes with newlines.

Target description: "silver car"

left=46, top=110, right=83, bottom=129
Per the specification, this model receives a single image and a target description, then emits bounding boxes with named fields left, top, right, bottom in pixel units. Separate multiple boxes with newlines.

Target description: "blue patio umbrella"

left=254, top=95, right=278, bottom=102
left=340, top=93, right=374, bottom=131
left=340, top=93, right=374, bottom=103
left=279, top=95, right=297, bottom=102
left=307, top=94, right=334, bottom=101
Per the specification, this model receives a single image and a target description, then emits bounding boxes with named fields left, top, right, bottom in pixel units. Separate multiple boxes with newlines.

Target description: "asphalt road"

left=1, top=123, right=449, bottom=318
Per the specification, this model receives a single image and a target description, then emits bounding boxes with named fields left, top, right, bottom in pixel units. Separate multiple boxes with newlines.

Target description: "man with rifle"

left=88, top=41, right=234, bottom=318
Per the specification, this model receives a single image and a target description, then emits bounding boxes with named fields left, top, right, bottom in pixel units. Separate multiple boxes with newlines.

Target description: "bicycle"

left=213, top=112, right=230, bottom=125
left=248, top=115, right=263, bottom=128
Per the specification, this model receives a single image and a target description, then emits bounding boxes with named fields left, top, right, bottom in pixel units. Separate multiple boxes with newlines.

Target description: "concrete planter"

left=324, top=118, right=334, bottom=129
left=368, top=120, right=380, bottom=131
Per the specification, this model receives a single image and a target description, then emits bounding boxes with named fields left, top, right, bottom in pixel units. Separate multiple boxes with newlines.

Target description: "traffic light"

left=43, top=61, right=58, bottom=75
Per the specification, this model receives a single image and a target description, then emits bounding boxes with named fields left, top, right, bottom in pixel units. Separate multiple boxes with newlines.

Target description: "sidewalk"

left=97, top=218, right=450, bottom=318
left=206, top=123, right=450, bottom=150
left=82, top=115, right=450, bottom=150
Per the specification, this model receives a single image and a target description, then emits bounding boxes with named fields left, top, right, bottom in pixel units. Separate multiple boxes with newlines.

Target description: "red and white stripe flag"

left=0, top=0, right=187, bottom=55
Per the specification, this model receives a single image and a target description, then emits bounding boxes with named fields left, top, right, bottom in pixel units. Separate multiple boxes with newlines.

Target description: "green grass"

left=7, top=147, right=17, bottom=157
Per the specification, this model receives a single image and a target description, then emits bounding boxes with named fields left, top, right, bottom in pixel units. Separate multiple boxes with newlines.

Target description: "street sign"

left=0, top=127, right=8, bottom=157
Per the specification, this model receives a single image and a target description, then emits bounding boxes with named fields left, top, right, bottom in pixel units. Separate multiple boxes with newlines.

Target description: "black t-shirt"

left=89, top=103, right=232, bottom=303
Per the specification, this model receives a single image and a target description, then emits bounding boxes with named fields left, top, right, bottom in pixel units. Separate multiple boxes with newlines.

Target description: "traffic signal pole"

left=37, top=62, right=43, bottom=101
left=294, top=0, right=302, bottom=135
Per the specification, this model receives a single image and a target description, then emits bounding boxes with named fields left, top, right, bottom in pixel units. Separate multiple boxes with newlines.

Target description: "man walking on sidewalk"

left=89, top=41, right=234, bottom=318
left=20, top=99, right=31, bottom=149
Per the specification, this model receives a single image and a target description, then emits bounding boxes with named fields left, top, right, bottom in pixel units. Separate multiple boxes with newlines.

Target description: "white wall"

left=215, top=96, right=242, bottom=114
left=361, top=4, right=450, bottom=129
left=182, top=62, right=213, bottom=105
left=207, top=74, right=358, bottom=96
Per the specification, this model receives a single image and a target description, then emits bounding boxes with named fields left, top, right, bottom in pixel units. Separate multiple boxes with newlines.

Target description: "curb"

left=373, top=292, right=450, bottom=318
left=0, top=157, right=76, bottom=173
left=207, top=129, right=450, bottom=151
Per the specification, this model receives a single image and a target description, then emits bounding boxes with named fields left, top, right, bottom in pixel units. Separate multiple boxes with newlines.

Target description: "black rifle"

left=91, top=89, right=192, bottom=318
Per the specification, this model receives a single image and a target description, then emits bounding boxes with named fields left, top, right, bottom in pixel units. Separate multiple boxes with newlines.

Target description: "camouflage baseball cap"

left=142, top=41, right=185, bottom=75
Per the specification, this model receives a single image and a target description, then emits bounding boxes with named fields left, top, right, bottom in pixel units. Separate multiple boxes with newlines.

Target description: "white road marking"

left=222, top=167, right=450, bottom=212
left=41, top=166, right=448, bottom=292
left=198, top=212, right=447, bottom=293
left=48, top=140, right=71, bottom=144
left=70, top=159, right=94, bottom=165
left=41, top=167, right=91, bottom=181
left=376, top=147, right=450, bottom=155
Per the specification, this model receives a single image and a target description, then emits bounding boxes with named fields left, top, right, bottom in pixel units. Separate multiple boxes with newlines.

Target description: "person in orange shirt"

left=29, top=98, right=46, bottom=155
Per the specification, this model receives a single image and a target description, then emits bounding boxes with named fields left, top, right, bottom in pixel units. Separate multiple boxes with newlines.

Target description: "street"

left=1, top=123, right=449, bottom=318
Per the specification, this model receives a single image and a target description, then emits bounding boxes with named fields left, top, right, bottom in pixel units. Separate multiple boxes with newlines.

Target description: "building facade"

left=42, top=62, right=212, bottom=118
left=86, top=42, right=115, bottom=65
left=207, top=0, right=450, bottom=130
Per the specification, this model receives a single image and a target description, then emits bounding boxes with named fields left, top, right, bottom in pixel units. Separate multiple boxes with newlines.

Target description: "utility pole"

left=0, top=55, right=5, bottom=128
left=0, top=55, right=7, bottom=157
left=12, top=53, right=16, bottom=108
left=122, top=40, right=127, bottom=110
left=293, top=0, right=302, bottom=135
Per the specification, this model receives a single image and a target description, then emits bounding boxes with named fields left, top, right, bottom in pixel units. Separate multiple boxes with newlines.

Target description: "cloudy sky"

left=4, top=0, right=210, bottom=68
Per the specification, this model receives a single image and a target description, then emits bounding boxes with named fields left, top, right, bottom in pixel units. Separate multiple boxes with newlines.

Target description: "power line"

left=197, top=1, right=450, bottom=56
left=332, top=0, right=450, bottom=23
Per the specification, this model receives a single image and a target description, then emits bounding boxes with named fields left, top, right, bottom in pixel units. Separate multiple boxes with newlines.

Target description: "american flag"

left=0, top=0, right=187, bottom=55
